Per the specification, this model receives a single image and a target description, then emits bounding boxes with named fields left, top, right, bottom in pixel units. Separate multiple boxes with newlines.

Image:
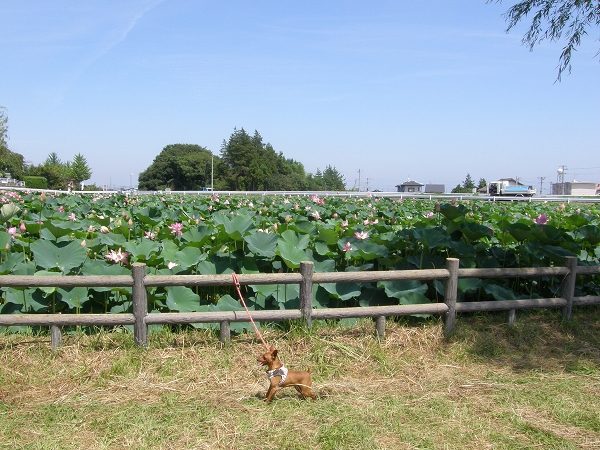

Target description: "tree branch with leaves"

left=492, top=0, right=600, bottom=80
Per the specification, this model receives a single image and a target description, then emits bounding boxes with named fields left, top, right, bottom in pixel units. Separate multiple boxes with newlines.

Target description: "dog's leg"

left=264, top=382, right=278, bottom=403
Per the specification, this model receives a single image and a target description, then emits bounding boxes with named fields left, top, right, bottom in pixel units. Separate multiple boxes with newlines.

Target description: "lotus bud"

left=19, top=221, right=26, bottom=232
left=435, top=203, right=440, bottom=213
left=128, top=219, right=133, bottom=227
left=40, top=192, right=46, bottom=203
left=81, top=240, right=86, bottom=247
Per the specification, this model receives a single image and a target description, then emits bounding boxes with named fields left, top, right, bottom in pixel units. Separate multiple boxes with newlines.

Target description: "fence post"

left=375, top=316, right=386, bottom=338
left=220, top=321, right=231, bottom=344
left=300, top=261, right=314, bottom=328
left=443, top=258, right=459, bottom=335
left=50, top=324, right=62, bottom=348
left=507, top=309, right=516, bottom=327
left=132, top=263, right=148, bottom=347
left=562, top=256, right=577, bottom=321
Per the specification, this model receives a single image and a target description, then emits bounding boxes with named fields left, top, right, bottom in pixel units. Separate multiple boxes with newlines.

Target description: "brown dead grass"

left=0, top=309, right=599, bottom=449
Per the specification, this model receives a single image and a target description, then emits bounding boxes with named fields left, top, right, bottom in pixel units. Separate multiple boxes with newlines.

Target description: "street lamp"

left=211, top=153, right=214, bottom=191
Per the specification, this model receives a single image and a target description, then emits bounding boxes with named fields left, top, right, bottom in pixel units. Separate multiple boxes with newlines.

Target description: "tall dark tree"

left=322, top=165, right=347, bottom=191
left=493, top=0, right=600, bottom=80
left=69, top=153, right=92, bottom=185
left=451, top=173, right=479, bottom=193
left=220, top=129, right=268, bottom=190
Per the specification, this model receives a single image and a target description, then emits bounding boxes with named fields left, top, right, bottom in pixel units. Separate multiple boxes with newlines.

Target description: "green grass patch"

left=0, top=308, right=599, bottom=449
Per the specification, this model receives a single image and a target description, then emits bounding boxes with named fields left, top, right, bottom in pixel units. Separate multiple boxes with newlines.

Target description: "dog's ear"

left=272, top=348, right=278, bottom=357
left=269, top=344, right=276, bottom=352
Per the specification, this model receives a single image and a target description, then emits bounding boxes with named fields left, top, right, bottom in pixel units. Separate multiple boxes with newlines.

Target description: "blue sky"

left=1, top=1, right=598, bottom=192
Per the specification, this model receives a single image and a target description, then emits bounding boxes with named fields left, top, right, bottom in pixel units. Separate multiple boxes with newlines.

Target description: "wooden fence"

left=0, top=256, right=599, bottom=348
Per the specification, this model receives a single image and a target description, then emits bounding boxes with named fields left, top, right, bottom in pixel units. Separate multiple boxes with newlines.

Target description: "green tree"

left=0, top=107, right=8, bottom=149
left=478, top=178, right=488, bottom=189
left=44, top=152, right=62, bottom=166
left=25, top=153, right=67, bottom=189
left=451, top=174, right=478, bottom=194
left=463, top=173, right=475, bottom=190
left=322, top=165, right=347, bottom=190
left=493, top=0, right=600, bottom=80
left=0, top=107, right=25, bottom=179
left=220, top=128, right=269, bottom=190
left=69, top=153, right=92, bottom=185
left=138, top=144, right=215, bottom=190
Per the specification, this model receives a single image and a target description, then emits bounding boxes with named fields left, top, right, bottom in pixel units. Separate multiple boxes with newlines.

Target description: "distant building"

left=0, top=173, right=25, bottom=188
left=396, top=179, right=424, bottom=193
left=551, top=181, right=597, bottom=196
left=424, top=184, right=445, bottom=194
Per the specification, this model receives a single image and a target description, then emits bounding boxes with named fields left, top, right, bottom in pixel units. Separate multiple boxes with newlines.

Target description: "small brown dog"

left=257, top=345, right=316, bottom=403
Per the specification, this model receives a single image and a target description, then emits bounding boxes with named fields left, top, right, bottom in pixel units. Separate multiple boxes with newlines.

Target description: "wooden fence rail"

left=0, top=256, right=599, bottom=347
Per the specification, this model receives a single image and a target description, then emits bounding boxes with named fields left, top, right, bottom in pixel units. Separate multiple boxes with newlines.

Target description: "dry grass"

left=1, top=308, right=599, bottom=449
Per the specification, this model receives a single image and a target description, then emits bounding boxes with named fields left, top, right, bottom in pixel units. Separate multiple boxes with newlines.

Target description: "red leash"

left=231, top=272, right=270, bottom=351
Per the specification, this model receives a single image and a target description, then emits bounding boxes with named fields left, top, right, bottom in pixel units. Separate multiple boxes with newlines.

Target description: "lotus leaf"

left=276, top=241, right=309, bottom=269
left=0, top=203, right=20, bottom=223
left=165, top=286, right=201, bottom=312
left=507, top=223, right=532, bottom=242
left=378, top=280, right=427, bottom=299
left=484, top=283, right=517, bottom=301
left=359, top=286, right=395, bottom=307
left=319, top=282, right=361, bottom=301
left=439, top=204, right=467, bottom=220
left=31, top=239, right=88, bottom=273
left=279, top=229, right=310, bottom=250
left=244, top=232, right=278, bottom=258
left=412, top=227, right=451, bottom=249
left=57, top=287, right=90, bottom=309
left=578, top=225, right=600, bottom=245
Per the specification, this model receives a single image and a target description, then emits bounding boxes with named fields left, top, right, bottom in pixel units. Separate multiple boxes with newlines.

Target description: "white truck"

left=487, top=180, right=536, bottom=197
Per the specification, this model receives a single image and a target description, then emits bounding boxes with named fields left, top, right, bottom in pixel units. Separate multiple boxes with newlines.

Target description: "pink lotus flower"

left=7, top=227, right=19, bottom=240
left=311, top=211, right=321, bottom=220
left=68, top=213, right=76, bottom=221
left=144, top=231, right=156, bottom=240
left=57, top=206, right=64, bottom=212
left=311, top=194, right=324, bottom=205
left=342, top=242, right=352, bottom=252
left=104, top=248, right=129, bottom=265
left=533, top=214, right=547, bottom=225
left=354, top=231, right=369, bottom=240
left=341, top=220, right=349, bottom=227
left=169, top=222, right=184, bottom=236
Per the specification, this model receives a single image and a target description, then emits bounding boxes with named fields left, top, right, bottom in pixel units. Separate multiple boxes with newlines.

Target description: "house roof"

left=396, top=180, right=424, bottom=187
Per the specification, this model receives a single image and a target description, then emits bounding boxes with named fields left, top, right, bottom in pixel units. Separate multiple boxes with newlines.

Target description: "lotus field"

left=1, top=191, right=599, bottom=330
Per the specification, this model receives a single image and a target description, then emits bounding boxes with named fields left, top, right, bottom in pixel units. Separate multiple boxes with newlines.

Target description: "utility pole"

left=538, top=176, right=545, bottom=195
left=357, top=169, right=361, bottom=192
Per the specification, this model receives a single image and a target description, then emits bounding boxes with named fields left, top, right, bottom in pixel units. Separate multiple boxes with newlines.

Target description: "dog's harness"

left=267, top=366, right=288, bottom=386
